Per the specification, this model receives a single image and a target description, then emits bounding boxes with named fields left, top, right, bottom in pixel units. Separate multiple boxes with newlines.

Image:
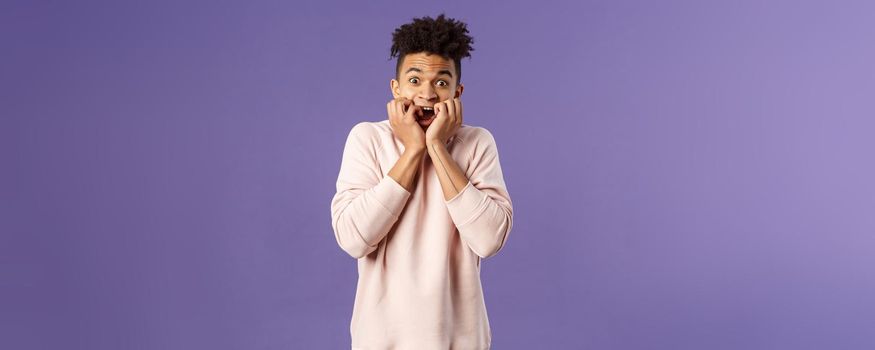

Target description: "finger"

left=454, top=98, right=462, bottom=124
left=436, top=101, right=446, bottom=117
left=401, top=97, right=414, bottom=110
left=387, top=102, right=393, bottom=122
left=445, top=99, right=455, bottom=122
left=445, top=101, right=455, bottom=126
left=395, top=100, right=406, bottom=122
left=398, top=98, right=413, bottom=122
left=405, top=105, right=421, bottom=122
left=390, top=101, right=400, bottom=122
left=403, top=99, right=417, bottom=119
left=392, top=97, right=405, bottom=115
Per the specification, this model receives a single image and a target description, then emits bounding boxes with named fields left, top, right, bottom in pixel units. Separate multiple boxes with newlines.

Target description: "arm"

left=389, top=146, right=426, bottom=192
left=429, top=128, right=514, bottom=259
left=427, top=139, right=468, bottom=201
left=330, top=122, right=423, bottom=259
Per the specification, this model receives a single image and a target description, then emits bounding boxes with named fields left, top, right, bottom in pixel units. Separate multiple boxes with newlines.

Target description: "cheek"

left=400, top=86, right=416, bottom=96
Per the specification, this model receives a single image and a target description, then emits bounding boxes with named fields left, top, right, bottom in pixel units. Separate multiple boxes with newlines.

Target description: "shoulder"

left=345, top=120, right=396, bottom=151
left=350, top=119, right=392, bottom=137
left=348, top=120, right=383, bottom=137
left=346, top=120, right=390, bottom=141
left=454, top=124, right=497, bottom=149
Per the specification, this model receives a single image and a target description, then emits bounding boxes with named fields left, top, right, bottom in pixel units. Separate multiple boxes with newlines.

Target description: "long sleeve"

left=330, top=122, right=411, bottom=259
left=444, top=128, right=514, bottom=259
left=337, top=121, right=507, bottom=347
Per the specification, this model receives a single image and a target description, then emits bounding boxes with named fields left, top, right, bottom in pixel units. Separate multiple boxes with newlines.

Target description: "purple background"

left=3, top=0, right=874, bottom=349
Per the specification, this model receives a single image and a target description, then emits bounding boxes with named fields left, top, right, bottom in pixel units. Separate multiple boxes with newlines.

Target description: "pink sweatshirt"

left=330, top=120, right=514, bottom=349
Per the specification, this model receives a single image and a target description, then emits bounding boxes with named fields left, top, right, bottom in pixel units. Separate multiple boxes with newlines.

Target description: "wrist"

left=404, top=144, right=426, bottom=156
left=425, top=137, right=445, bottom=146
left=426, top=139, right=447, bottom=151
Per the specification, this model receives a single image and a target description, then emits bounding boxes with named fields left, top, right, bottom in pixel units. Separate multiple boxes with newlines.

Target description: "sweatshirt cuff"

left=372, top=175, right=412, bottom=217
left=444, top=181, right=486, bottom=227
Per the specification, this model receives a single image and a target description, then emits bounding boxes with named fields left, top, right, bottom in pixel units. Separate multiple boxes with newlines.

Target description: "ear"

left=390, top=79, right=400, bottom=99
left=455, top=83, right=464, bottom=98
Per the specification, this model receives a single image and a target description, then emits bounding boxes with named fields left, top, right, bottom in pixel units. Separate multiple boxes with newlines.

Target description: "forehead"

left=402, top=52, right=455, bottom=74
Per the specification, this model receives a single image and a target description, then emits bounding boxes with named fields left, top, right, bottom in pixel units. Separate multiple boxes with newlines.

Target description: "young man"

left=330, top=14, right=513, bottom=349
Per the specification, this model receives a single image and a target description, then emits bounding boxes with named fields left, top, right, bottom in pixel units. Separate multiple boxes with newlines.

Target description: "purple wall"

left=3, top=0, right=874, bottom=349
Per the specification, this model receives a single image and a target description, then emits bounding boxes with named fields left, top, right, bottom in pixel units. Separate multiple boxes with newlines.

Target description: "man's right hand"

left=387, top=97, right=426, bottom=152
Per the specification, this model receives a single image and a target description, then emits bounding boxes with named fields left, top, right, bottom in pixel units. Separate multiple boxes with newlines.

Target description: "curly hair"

left=390, top=13, right=474, bottom=84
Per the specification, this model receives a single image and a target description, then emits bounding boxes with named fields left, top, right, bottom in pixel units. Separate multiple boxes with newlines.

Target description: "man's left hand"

left=426, top=97, right=463, bottom=146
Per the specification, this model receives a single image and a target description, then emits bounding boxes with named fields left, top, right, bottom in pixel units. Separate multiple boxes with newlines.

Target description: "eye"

left=408, top=77, right=419, bottom=84
left=436, top=80, right=448, bottom=87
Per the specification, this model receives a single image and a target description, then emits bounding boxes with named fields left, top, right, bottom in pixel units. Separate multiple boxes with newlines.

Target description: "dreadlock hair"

left=389, top=13, right=474, bottom=85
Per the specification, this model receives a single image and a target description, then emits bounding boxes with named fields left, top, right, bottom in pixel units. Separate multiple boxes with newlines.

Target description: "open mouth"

left=416, top=106, right=435, bottom=121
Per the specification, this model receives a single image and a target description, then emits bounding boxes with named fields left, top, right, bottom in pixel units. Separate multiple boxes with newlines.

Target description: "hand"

left=425, top=97, right=462, bottom=146
left=387, top=97, right=426, bottom=152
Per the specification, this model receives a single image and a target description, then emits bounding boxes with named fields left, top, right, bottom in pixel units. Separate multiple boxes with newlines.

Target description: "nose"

left=418, top=84, right=438, bottom=103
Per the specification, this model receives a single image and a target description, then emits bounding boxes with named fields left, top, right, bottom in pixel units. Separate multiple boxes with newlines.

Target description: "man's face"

left=391, top=52, right=464, bottom=129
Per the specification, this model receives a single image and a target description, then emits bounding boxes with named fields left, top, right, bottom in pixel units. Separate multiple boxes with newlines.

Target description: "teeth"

left=421, top=107, right=433, bottom=111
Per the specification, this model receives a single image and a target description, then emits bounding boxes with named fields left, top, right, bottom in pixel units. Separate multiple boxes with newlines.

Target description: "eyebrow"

left=405, top=67, right=453, bottom=78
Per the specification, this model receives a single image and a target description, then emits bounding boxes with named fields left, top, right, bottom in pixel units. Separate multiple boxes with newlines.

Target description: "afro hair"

left=390, top=13, right=474, bottom=84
